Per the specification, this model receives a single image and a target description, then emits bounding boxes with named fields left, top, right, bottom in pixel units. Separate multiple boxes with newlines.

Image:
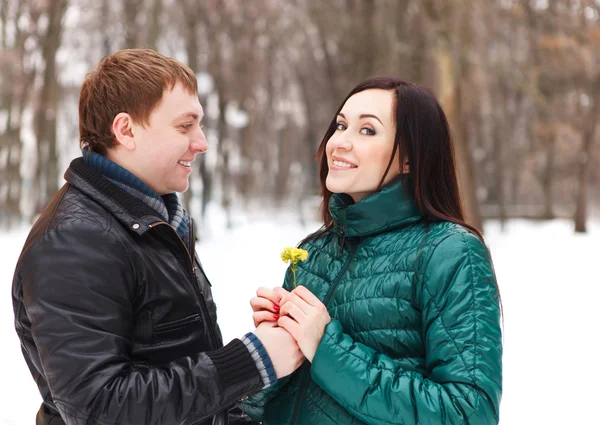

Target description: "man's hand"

left=277, top=286, right=330, bottom=363
left=249, top=287, right=290, bottom=327
left=252, top=321, right=304, bottom=379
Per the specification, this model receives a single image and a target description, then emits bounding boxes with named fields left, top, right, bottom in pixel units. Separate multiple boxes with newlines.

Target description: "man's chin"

left=173, top=181, right=190, bottom=194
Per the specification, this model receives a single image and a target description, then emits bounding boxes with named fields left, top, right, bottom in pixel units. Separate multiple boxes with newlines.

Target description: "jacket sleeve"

left=227, top=405, right=261, bottom=424
left=16, top=223, right=263, bottom=425
left=310, top=231, right=503, bottom=425
left=242, top=266, right=296, bottom=421
left=242, top=375, right=292, bottom=421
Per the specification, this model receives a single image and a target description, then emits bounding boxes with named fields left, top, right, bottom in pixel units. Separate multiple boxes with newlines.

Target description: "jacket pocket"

left=153, top=313, right=201, bottom=334
left=133, top=309, right=153, bottom=344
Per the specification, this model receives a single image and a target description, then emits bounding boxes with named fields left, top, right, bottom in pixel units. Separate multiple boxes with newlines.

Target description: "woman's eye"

left=361, top=127, right=375, bottom=136
left=335, top=122, right=347, bottom=131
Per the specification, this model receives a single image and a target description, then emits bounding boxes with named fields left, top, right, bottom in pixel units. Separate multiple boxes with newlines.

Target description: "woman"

left=245, top=77, right=502, bottom=425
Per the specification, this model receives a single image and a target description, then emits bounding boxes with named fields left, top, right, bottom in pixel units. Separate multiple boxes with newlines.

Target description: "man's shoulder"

left=36, top=184, right=108, bottom=231
left=22, top=184, right=126, bottom=258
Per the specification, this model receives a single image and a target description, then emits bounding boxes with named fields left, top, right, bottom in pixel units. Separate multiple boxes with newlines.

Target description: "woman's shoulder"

left=383, top=219, right=481, bottom=248
left=427, top=220, right=481, bottom=243
left=423, top=221, right=491, bottom=270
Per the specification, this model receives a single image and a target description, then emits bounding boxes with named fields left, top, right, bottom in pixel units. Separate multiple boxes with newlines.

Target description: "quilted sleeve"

left=310, top=231, right=503, bottom=425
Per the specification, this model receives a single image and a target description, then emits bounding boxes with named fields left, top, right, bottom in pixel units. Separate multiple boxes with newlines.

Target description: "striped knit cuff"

left=241, top=332, right=277, bottom=388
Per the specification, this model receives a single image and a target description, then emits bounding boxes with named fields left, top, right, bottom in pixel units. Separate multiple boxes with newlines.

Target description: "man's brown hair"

left=79, top=49, right=198, bottom=155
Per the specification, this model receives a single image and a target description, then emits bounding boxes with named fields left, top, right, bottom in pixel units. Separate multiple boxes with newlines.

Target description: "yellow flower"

left=281, top=247, right=309, bottom=264
left=280, top=247, right=309, bottom=288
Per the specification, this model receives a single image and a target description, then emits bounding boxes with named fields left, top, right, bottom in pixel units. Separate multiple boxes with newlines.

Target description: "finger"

left=250, top=296, right=279, bottom=313
left=256, top=287, right=280, bottom=304
left=278, top=315, right=302, bottom=341
left=273, top=287, right=291, bottom=303
left=279, top=300, right=307, bottom=322
left=293, top=285, right=323, bottom=307
left=282, top=292, right=311, bottom=316
left=253, top=311, right=280, bottom=327
left=256, top=318, right=278, bottom=329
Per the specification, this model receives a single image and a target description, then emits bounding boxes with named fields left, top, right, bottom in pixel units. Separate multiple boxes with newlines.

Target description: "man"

left=12, top=49, right=303, bottom=425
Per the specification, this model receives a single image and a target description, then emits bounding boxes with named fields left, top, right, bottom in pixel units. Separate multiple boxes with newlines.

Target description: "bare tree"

left=33, top=0, right=69, bottom=211
left=2, top=0, right=599, bottom=231
left=422, top=0, right=482, bottom=230
left=123, top=0, right=143, bottom=48
left=1, top=0, right=43, bottom=227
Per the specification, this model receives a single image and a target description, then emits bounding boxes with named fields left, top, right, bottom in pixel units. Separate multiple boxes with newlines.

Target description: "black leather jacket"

left=12, top=158, right=262, bottom=425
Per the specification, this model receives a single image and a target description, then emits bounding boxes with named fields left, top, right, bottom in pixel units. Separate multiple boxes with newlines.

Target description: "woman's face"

left=325, top=89, right=401, bottom=203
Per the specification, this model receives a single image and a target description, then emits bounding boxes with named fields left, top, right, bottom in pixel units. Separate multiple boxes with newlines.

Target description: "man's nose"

left=191, top=128, right=208, bottom=153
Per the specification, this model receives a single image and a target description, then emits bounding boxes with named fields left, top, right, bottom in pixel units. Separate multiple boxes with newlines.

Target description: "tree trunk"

left=34, top=0, right=68, bottom=208
left=0, top=0, right=7, bottom=50
left=2, top=0, right=39, bottom=227
left=181, top=2, right=198, bottom=215
left=509, top=91, right=526, bottom=211
left=123, top=0, right=142, bottom=48
left=217, top=97, right=233, bottom=228
left=436, top=43, right=482, bottom=230
left=101, top=0, right=111, bottom=56
left=147, top=0, right=162, bottom=50
left=295, top=66, right=320, bottom=195
left=541, top=134, right=556, bottom=219
left=574, top=88, right=599, bottom=232
left=492, top=85, right=506, bottom=229
left=424, top=0, right=482, bottom=231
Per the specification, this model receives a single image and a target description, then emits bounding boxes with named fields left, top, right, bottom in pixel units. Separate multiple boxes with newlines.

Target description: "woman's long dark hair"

left=307, top=77, right=483, bottom=241
left=301, top=77, right=502, bottom=323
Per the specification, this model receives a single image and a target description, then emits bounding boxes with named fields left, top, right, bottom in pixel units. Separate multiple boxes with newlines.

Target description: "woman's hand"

left=277, top=286, right=331, bottom=363
left=249, top=287, right=290, bottom=327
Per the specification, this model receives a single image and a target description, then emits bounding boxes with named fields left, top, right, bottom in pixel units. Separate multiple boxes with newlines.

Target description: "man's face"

left=131, top=82, right=207, bottom=195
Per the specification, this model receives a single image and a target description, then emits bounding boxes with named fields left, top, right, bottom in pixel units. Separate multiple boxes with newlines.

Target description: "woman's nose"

left=329, top=133, right=352, bottom=151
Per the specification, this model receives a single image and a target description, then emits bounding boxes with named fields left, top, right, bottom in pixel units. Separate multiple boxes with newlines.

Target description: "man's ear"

left=112, top=113, right=136, bottom=151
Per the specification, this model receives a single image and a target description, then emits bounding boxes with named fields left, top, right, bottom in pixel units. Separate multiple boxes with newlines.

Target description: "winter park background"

left=2, top=1, right=600, bottom=424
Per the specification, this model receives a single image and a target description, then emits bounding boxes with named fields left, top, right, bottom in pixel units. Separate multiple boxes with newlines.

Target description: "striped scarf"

left=82, top=148, right=188, bottom=239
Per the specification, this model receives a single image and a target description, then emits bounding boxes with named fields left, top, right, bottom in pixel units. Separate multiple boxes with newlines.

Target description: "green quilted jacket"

left=245, top=179, right=502, bottom=425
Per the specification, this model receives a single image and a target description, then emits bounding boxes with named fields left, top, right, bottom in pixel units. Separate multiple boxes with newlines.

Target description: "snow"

left=0, top=216, right=598, bottom=425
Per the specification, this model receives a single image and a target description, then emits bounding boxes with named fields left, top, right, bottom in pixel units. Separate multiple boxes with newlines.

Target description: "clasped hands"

left=251, top=285, right=330, bottom=364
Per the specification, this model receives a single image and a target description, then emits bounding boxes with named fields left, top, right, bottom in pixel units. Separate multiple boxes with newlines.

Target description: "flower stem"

left=292, top=266, right=297, bottom=289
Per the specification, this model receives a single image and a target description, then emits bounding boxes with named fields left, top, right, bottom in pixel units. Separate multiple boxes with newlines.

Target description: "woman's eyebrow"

left=337, top=112, right=383, bottom=126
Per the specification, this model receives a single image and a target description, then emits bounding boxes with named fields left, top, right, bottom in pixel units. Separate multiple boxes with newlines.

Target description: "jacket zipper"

left=338, top=226, right=346, bottom=254
left=149, top=221, right=218, bottom=350
left=290, top=241, right=358, bottom=425
left=188, top=221, right=220, bottom=349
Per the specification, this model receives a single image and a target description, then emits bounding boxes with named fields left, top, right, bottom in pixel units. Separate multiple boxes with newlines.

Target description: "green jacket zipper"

left=290, top=240, right=358, bottom=425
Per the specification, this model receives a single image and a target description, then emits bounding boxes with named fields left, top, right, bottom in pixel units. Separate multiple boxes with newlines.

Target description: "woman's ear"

left=402, top=159, right=410, bottom=174
left=112, top=113, right=136, bottom=151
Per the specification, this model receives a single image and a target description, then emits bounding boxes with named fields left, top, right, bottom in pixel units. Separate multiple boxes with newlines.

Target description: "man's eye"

left=181, top=123, right=192, bottom=130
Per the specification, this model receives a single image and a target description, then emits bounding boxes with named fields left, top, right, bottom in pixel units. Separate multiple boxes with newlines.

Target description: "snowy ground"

left=0, top=215, right=598, bottom=425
